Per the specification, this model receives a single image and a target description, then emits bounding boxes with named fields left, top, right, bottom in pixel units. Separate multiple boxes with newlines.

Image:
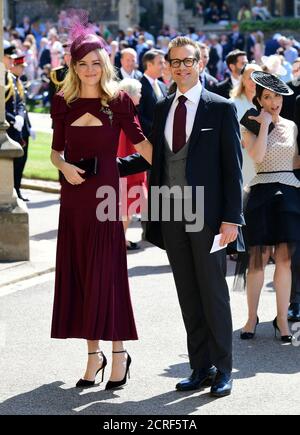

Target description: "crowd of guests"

left=4, top=8, right=300, bottom=104
left=194, top=1, right=271, bottom=25
left=4, top=9, right=300, bottom=331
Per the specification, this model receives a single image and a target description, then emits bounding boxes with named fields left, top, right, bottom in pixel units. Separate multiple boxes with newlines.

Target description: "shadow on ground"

left=0, top=327, right=298, bottom=415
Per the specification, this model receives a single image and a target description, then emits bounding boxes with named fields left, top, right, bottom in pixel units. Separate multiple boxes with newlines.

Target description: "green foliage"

left=240, top=18, right=300, bottom=33
left=24, top=132, right=58, bottom=181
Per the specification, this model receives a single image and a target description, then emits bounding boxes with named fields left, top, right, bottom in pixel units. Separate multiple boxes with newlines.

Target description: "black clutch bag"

left=240, top=108, right=275, bottom=136
left=67, top=156, right=98, bottom=179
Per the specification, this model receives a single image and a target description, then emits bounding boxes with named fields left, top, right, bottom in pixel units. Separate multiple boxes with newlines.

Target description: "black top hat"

left=250, top=71, right=294, bottom=96
left=4, top=43, right=17, bottom=56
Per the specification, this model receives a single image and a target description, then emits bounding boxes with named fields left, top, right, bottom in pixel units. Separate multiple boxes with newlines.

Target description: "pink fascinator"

left=67, top=9, right=109, bottom=62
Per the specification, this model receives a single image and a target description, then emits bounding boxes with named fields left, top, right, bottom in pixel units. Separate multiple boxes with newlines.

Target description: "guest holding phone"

left=238, top=71, right=300, bottom=343
left=50, top=18, right=152, bottom=389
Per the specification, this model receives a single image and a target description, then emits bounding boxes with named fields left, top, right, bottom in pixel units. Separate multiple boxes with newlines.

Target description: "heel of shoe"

left=101, top=367, right=106, bottom=383
left=273, top=317, right=293, bottom=342
left=105, top=350, right=131, bottom=390
left=76, top=351, right=107, bottom=388
left=273, top=317, right=278, bottom=339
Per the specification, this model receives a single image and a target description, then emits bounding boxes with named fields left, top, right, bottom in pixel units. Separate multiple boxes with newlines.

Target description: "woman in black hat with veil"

left=238, top=71, right=300, bottom=343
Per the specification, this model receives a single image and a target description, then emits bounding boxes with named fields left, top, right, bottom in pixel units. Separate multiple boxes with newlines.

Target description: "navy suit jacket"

left=215, top=77, right=233, bottom=99
left=294, top=95, right=300, bottom=182
left=145, top=89, right=245, bottom=249
left=138, top=75, right=168, bottom=137
left=118, top=89, right=245, bottom=251
left=281, top=78, right=300, bottom=121
left=116, top=68, right=143, bottom=82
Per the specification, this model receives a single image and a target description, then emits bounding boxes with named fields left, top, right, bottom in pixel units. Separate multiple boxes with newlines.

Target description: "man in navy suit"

left=288, top=95, right=300, bottom=322
left=146, top=37, right=244, bottom=397
left=116, top=48, right=143, bottom=81
left=216, top=50, right=248, bottom=99
left=118, top=38, right=244, bottom=397
left=138, top=49, right=168, bottom=136
left=228, top=23, right=245, bottom=51
left=198, top=43, right=218, bottom=92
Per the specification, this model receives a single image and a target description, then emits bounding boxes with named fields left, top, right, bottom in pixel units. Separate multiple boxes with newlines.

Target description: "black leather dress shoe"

left=210, top=371, right=232, bottom=398
left=126, top=241, right=140, bottom=251
left=288, top=303, right=300, bottom=322
left=176, top=367, right=217, bottom=392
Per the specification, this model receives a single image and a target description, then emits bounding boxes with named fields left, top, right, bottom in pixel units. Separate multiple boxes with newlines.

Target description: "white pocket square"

left=201, top=128, right=213, bottom=131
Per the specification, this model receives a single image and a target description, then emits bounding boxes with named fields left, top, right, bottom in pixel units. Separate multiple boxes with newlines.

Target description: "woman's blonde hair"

left=61, top=48, right=119, bottom=106
left=230, top=63, right=262, bottom=99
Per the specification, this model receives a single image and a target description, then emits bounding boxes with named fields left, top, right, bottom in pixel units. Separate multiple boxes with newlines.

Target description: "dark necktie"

left=172, top=95, right=187, bottom=153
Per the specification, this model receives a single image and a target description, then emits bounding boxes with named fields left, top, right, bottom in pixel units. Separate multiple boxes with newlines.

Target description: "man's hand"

left=219, top=223, right=239, bottom=247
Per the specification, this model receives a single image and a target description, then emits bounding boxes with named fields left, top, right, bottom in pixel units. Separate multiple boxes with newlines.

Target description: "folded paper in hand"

left=210, top=234, right=228, bottom=254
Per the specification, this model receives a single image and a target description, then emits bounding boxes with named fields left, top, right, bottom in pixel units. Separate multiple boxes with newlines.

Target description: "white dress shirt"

left=164, top=81, right=202, bottom=149
left=121, top=67, right=135, bottom=79
left=231, top=75, right=240, bottom=89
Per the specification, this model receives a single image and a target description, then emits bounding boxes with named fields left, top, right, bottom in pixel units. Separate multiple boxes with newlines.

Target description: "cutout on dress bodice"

left=71, top=112, right=103, bottom=127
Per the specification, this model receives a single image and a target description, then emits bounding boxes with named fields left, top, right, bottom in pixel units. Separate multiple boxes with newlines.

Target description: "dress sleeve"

left=111, top=91, right=146, bottom=145
left=50, top=94, right=67, bottom=152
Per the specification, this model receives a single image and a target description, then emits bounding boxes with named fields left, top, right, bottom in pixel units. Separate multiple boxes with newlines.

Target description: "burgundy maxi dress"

left=50, top=91, right=145, bottom=341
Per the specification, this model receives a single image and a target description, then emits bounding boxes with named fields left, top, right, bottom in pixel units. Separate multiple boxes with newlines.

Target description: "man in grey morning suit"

left=146, top=37, right=244, bottom=397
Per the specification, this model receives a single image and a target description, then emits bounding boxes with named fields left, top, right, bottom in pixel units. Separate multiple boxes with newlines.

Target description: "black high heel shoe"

left=105, top=350, right=131, bottom=390
left=76, top=351, right=107, bottom=387
left=273, top=317, right=294, bottom=343
left=240, top=316, right=259, bottom=340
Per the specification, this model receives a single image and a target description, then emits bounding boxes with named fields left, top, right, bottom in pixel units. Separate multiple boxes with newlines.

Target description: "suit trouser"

left=161, top=219, right=233, bottom=374
left=291, top=169, right=300, bottom=304
left=13, top=140, right=28, bottom=194
left=291, top=244, right=300, bottom=304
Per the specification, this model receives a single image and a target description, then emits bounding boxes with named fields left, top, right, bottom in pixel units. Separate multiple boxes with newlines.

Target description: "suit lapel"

left=142, top=76, right=156, bottom=100
left=188, top=89, right=211, bottom=151
left=158, top=81, right=167, bottom=97
left=153, top=94, right=175, bottom=178
left=161, top=93, right=175, bottom=133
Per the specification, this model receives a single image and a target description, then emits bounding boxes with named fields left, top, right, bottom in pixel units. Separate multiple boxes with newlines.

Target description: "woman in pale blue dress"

left=231, top=63, right=262, bottom=187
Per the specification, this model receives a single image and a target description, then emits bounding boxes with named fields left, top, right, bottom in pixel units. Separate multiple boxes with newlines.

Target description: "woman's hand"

left=134, top=139, right=153, bottom=164
left=248, top=109, right=273, bottom=126
left=61, top=162, right=86, bottom=185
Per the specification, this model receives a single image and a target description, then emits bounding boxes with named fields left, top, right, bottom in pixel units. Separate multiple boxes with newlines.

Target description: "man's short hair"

left=142, top=49, right=165, bottom=71
left=197, top=42, right=210, bottom=53
left=167, top=36, right=201, bottom=62
left=121, top=48, right=137, bottom=59
left=226, top=50, right=247, bottom=68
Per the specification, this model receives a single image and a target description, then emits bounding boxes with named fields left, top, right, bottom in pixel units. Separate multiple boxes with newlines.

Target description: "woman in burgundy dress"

left=50, top=31, right=152, bottom=389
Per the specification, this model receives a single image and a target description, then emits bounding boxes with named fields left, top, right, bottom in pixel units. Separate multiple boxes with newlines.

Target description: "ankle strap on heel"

left=88, top=351, right=103, bottom=355
left=112, top=350, right=127, bottom=354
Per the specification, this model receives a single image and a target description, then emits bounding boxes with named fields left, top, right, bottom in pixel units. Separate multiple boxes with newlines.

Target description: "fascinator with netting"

left=67, top=9, right=110, bottom=62
left=250, top=71, right=294, bottom=96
